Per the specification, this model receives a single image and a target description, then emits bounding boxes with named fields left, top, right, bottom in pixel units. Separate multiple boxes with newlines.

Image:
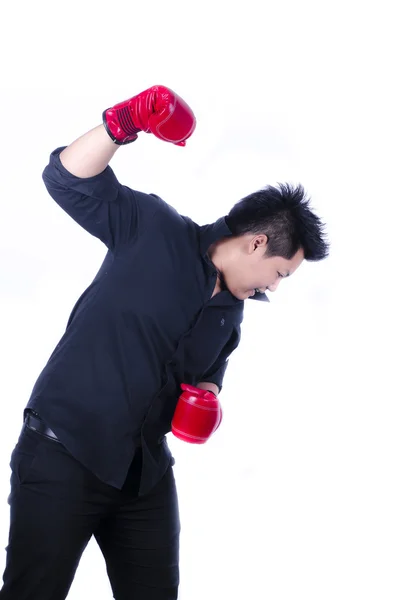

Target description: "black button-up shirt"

left=25, top=147, right=268, bottom=495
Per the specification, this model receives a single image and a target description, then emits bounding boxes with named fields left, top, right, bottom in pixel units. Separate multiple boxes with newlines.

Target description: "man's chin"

left=221, top=284, right=249, bottom=301
left=234, top=290, right=252, bottom=300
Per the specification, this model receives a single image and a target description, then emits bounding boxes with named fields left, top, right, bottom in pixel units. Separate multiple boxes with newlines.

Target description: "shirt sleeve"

left=200, top=325, right=241, bottom=393
left=42, top=146, right=166, bottom=250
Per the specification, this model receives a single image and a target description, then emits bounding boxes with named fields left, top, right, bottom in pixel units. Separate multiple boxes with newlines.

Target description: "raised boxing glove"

left=102, top=85, right=196, bottom=146
left=171, top=383, right=223, bottom=444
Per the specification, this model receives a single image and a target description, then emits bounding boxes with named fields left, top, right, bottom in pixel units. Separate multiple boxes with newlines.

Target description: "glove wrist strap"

left=102, top=108, right=141, bottom=145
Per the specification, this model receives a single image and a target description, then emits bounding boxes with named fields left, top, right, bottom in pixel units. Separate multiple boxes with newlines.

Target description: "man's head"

left=209, top=183, right=329, bottom=301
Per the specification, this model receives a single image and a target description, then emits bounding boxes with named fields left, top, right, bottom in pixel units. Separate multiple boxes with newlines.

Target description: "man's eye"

left=277, top=272, right=284, bottom=278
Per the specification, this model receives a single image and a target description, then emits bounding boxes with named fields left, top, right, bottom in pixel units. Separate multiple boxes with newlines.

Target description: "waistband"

left=25, top=410, right=60, bottom=442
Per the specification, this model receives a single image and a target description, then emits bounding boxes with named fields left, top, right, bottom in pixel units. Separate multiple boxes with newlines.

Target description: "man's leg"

left=0, top=423, right=113, bottom=600
left=94, top=452, right=181, bottom=600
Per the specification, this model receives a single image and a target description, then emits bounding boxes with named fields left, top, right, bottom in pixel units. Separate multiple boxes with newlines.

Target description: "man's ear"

left=253, top=234, right=268, bottom=251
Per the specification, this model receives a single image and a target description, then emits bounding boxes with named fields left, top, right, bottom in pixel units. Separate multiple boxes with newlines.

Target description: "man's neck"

left=211, top=276, right=223, bottom=298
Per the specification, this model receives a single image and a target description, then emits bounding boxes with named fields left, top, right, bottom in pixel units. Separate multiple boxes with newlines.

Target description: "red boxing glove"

left=102, top=85, right=196, bottom=146
left=171, top=383, right=223, bottom=444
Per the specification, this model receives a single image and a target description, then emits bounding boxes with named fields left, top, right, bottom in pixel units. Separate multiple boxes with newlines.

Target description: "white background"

left=0, top=1, right=396, bottom=598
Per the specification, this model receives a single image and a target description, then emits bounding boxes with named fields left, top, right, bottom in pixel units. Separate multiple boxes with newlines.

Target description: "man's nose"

left=267, top=279, right=280, bottom=293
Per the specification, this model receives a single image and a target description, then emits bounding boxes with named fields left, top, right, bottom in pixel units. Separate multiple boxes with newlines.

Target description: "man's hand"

left=103, top=85, right=196, bottom=146
left=59, top=86, right=195, bottom=180
left=196, top=381, right=219, bottom=396
left=171, top=383, right=222, bottom=444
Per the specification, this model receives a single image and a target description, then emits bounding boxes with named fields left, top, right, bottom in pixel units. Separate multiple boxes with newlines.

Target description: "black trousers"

left=0, top=420, right=180, bottom=600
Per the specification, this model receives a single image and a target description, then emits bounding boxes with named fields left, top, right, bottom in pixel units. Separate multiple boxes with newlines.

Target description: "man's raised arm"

left=60, top=85, right=196, bottom=178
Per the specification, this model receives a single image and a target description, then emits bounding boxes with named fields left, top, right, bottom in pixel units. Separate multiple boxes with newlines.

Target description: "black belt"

left=25, top=411, right=60, bottom=442
left=25, top=410, right=144, bottom=448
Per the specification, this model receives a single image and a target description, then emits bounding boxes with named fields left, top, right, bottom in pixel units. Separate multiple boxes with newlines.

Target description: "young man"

left=0, top=85, right=329, bottom=600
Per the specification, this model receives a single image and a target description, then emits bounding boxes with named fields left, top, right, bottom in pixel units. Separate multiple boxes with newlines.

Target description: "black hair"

left=225, top=183, right=329, bottom=261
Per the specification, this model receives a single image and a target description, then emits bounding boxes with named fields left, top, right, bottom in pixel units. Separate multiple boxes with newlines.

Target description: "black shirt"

left=25, top=147, right=268, bottom=496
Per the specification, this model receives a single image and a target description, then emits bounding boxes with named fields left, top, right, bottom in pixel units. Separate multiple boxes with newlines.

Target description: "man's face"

left=222, top=235, right=305, bottom=300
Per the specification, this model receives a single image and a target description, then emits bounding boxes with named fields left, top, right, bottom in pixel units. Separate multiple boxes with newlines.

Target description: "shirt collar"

left=199, top=217, right=270, bottom=303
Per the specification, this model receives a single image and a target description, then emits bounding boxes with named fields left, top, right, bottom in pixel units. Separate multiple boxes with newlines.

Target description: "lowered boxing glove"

left=171, top=383, right=223, bottom=444
left=102, top=85, right=196, bottom=146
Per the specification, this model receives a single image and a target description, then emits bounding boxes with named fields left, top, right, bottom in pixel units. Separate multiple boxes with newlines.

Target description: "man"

left=0, top=85, right=329, bottom=600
